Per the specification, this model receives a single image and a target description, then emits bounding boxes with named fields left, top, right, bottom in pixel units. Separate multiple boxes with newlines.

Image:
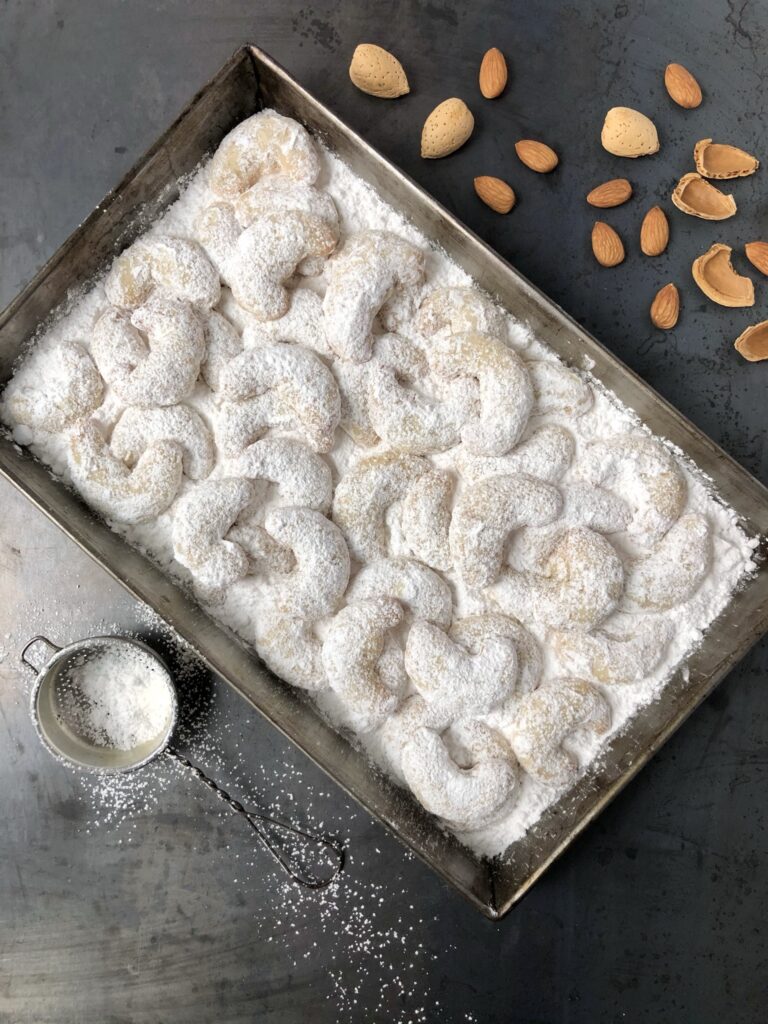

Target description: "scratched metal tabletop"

left=1, top=2, right=767, bottom=1022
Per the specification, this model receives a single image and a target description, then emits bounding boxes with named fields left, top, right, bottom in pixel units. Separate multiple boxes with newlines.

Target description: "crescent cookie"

left=449, top=473, right=562, bottom=588
left=172, top=477, right=254, bottom=597
left=428, top=331, right=534, bottom=455
left=68, top=419, right=182, bottom=525
left=577, top=435, right=687, bottom=546
left=197, top=203, right=338, bottom=321
left=507, top=678, right=611, bottom=787
left=625, top=513, right=711, bottom=611
left=527, top=360, right=593, bottom=418
left=91, top=294, right=205, bottom=407
left=332, top=452, right=429, bottom=561
left=404, top=619, right=517, bottom=721
left=450, top=613, right=542, bottom=699
left=254, top=612, right=327, bottom=693
left=323, top=230, right=426, bottom=362
left=4, top=341, right=103, bottom=433
left=229, top=436, right=332, bottom=512
left=346, top=557, right=452, bottom=627
left=552, top=616, right=674, bottom=684
left=233, top=180, right=340, bottom=277
left=104, top=236, right=220, bottom=311
left=416, top=286, right=509, bottom=344
left=111, top=404, right=215, bottom=481
left=264, top=507, right=350, bottom=621
left=218, top=342, right=340, bottom=454
left=401, top=721, right=519, bottom=831
left=455, top=425, right=575, bottom=486
left=208, top=109, right=321, bottom=198
left=321, top=598, right=406, bottom=732
left=490, top=527, right=624, bottom=631
left=334, top=333, right=428, bottom=448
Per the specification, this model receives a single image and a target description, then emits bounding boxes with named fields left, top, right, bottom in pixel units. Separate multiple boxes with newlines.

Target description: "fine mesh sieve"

left=22, top=633, right=345, bottom=890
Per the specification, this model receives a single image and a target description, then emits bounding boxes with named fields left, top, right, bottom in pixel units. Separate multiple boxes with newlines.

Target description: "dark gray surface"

left=1, top=2, right=767, bottom=1022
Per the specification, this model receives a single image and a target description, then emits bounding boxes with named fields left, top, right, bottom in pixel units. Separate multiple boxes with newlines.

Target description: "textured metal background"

left=1, top=2, right=767, bottom=1021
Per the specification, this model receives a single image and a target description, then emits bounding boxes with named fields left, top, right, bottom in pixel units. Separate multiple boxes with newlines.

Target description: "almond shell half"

left=692, top=243, right=755, bottom=307
left=734, top=321, right=768, bottom=362
left=693, top=138, right=759, bottom=180
left=671, top=173, right=736, bottom=220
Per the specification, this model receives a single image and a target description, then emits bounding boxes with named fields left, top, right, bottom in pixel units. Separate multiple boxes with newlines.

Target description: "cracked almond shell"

left=734, top=321, right=768, bottom=362
left=671, top=173, right=736, bottom=220
left=693, top=138, right=759, bottom=179
left=691, top=243, right=755, bottom=307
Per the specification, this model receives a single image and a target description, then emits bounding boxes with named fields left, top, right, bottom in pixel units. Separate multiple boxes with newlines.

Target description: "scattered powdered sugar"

left=55, top=645, right=174, bottom=751
left=0, top=114, right=759, bottom=863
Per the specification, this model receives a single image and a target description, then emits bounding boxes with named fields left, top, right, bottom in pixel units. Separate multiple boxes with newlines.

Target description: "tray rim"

left=0, top=44, right=766, bottom=921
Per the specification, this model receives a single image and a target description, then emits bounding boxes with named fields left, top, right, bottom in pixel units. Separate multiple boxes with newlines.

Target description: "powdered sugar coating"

left=0, top=110, right=757, bottom=859
left=68, top=419, right=182, bottom=525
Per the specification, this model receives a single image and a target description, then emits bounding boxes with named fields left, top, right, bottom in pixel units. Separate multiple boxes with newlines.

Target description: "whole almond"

left=474, top=175, right=516, bottom=213
left=640, top=206, right=670, bottom=256
left=601, top=107, right=659, bottom=158
left=591, top=221, right=625, bottom=267
left=650, top=283, right=680, bottom=329
left=664, top=63, right=703, bottom=109
left=479, top=47, right=507, bottom=99
left=349, top=44, right=410, bottom=98
left=744, top=241, right=768, bottom=276
left=515, top=140, right=559, bottom=173
left=421, top=98, right=474, bottom=159
left=586, top=178, right=632, bottom=208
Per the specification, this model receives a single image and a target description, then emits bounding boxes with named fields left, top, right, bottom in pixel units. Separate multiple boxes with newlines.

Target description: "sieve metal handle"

left=166, top=747, right=345, bottom=890
left=20, top=635, right=62, bottom=673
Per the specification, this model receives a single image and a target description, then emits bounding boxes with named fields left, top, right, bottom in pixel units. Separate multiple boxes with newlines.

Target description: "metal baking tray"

left=1, top=46, right=767, bottom=919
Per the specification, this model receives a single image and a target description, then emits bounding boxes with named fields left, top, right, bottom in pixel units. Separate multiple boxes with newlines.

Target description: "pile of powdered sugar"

left=1, top=122, right=759, bottom=859
left=55, top=645, right=173, bottom=751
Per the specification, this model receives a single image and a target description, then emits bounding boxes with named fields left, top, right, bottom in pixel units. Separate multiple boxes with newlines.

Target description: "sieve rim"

left=27, top=634, right=179, bottom=774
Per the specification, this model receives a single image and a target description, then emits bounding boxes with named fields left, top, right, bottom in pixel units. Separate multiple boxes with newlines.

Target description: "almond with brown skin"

left=591, top=222, right=625, bottom=267
left=474, top=176, right=516, bottom=213
left=640, top=206, right=670, bottom=256
left=515, top=140, right=559, bottom=173
left=586, top=178, right=632, bottom=208
left=664, top=63, right=703, bottom=109
left=744, top=241, right=768, bottom=276
left=650, top=283, right=680, bottom=329
left=479, top=48, right=507, bottom=99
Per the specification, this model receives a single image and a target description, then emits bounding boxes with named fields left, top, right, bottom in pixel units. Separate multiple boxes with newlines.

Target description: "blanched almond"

left=515, top=140, right=559, bottom=173
left=664, top=64, right=703, bottom=108
left=745, top=241, right=768, bottom=276
left=692, top=243, right=755, bottom=307
left=734, top=321, right=768, bottom=362
left=586, top=178, right=632, bottom=207
left=601, top=107, right=659, bottom=158
left=640, top=206, right=669, bottom=256
left=349, top=44, right=410, bottom=98
left=671, top=172, right=736, bottom=220
left=474, top=176, right=515, bottom=213
left=693, top=138, right=759, bottom=179
left=421, top=99, right=474, bottom=159
left=479, top=48, right=507, bottom=99
left=650, top=283, right=680, bottom=329
left=592, top=222, right=625, bottom=267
